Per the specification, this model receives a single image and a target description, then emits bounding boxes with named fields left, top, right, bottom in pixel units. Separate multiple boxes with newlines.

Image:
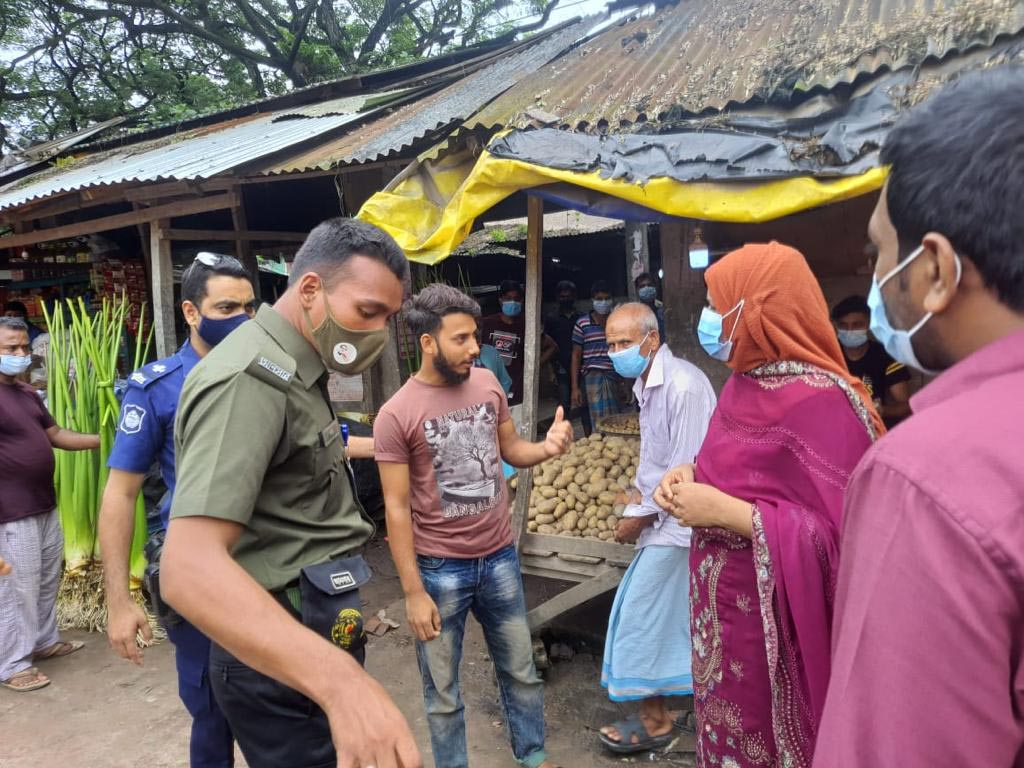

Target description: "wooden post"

left=660, top=221, right=727, bottom=389
left=231, top=188, right=261, bottom=299
left=624, top=222, right=650, bottom=298
left=150, top=219, right=177, bottom=358
left=512, top=195, right=544, bottom=550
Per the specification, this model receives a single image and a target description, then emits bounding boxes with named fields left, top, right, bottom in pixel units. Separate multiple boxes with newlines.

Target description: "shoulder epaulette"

left=244, top=351, right=296, bottom=392
left=126, top=356, right=182, bottom=389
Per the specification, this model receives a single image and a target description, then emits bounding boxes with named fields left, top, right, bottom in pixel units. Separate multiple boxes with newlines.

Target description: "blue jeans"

left=416, top=545, right=546, bottom=768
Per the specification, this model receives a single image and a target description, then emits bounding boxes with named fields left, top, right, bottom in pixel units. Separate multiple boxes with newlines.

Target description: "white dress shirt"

left=622, top=345, right=716, bottom=549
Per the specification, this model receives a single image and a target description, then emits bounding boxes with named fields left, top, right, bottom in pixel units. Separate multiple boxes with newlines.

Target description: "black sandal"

left=598, top=717, right=675, bottom=754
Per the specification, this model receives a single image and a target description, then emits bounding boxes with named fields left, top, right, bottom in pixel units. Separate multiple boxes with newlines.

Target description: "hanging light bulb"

left=688, top=225, right=710, bottom=269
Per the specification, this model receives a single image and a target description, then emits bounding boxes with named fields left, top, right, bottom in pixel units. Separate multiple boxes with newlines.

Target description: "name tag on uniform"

left=319, top=421, right=341, bottom=447
left=330, top=571, right=356, bottom=591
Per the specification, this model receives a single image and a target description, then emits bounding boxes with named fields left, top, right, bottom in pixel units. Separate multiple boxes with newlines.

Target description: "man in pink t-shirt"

left=375, top=283, right=573, bottom=768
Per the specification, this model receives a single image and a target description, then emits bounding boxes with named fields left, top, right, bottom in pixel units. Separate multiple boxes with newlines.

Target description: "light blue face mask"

left=837, top=329, right=869, bottom=349
left=501, top=301, right=523, bottom=317
left=697, top=300, right=744, bottom=361
left=593, top=298, right=614, bottom=315
left=0, top=354, right=32, bottom=376
left=868, top=245, right=962, bottom=374
left=609, top=332, right=652, bottom=378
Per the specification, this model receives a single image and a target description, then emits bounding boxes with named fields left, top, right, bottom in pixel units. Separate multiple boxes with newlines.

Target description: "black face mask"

left=559, top=299, right=576, bottom=311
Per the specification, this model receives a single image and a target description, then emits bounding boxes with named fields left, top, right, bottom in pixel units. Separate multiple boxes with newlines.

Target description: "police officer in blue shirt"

left=99, top=253, right=256, bottom=768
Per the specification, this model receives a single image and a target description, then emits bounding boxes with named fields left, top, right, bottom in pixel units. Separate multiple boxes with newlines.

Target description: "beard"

left=433, top=347, right=472, bottom=385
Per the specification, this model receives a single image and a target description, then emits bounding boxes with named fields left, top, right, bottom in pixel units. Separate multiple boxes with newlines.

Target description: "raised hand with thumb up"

left=543, top=406, right=574, bottom=457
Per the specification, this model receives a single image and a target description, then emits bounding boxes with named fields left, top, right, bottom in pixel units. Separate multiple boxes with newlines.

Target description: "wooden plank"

left=1, top=192, right=239, bottom=249
left=512, top=195, right=544, bottom=550
left=526, top=566, right=624, bottom=630
left=162, top=228, right=308, bottom=242
left=624, top=222, right=650, bottom=299
left=122, top=178, right=234, bottom=203
left=150, top=219, right=177, bottom=358
left=230, top=188, right=261, bottom=299
left=522, top=531, right=637, bottom=562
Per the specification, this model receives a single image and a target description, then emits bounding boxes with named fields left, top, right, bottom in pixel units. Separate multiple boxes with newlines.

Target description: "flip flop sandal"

left=599, top=717, right=674, bottom=754
left=1, top=667, right=51, bottom=692
left=34, top=640, right=84, bottom=660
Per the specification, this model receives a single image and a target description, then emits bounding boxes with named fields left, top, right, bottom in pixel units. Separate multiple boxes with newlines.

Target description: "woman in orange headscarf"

left=655, top=242, right=880, bottom=768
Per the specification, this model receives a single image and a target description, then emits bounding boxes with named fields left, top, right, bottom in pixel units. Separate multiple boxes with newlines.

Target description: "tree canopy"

left=0, top=0, right=560, bottom=156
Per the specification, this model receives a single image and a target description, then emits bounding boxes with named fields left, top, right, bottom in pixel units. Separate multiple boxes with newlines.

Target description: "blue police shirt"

left=107, top=342, right=201, bottom=530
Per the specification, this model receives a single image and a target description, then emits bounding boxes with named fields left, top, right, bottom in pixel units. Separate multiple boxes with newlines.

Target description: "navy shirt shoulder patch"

left=128, top=356, right=183, bottom=390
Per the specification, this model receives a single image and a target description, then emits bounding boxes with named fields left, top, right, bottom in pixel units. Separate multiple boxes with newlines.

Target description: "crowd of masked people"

left=1, top=69, right=1021, bottom=768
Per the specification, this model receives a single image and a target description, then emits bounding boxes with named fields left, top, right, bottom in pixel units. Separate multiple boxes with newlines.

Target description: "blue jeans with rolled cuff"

left=415, top=545, right=547, bottom=768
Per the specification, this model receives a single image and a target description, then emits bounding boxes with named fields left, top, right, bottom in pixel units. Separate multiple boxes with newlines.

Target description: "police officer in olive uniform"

left=161, top=219, right=421, bottom=768
left=100, top=254, right=256, bottom=768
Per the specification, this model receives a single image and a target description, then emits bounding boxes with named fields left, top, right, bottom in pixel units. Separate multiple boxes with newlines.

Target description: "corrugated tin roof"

left=259, top=18, right=595, bottom=173
left=0, top=93, right=405, bottom=212
left=471, top=0, right=1024, bottom=131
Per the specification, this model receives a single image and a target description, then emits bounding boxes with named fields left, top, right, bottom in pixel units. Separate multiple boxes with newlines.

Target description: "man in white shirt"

left=597, top=303, right=716, bottom=754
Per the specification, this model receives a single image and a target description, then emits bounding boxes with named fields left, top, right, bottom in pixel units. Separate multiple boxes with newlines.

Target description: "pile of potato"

left=513, top=433, right=640, bottom=540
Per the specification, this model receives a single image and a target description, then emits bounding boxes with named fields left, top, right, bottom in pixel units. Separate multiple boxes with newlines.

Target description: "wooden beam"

left=122, top=178, right=234, bottom=203
left=624, top=222, right=650, bottom=299
left=229, top=188, right=260, bottom=299
left=162, top=228, right=308, bottom=242
left=526, top=567, right=623, bottom=630
left=521, top=532, right=637, bottom=562
left=150, top=219, right=177, bottom=358
left=1, top=192, right=239, bottom=249
left=512, top=195, right=544, bottom=550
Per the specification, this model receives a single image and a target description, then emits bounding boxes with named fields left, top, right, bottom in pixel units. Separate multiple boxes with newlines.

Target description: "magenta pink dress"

left=690, top=362, right=876, bottom=768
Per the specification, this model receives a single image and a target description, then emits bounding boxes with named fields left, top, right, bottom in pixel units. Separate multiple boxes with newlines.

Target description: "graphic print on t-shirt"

left=423, top=401, right=502, bottom=519
left=487, top=329, right=521, bottom=364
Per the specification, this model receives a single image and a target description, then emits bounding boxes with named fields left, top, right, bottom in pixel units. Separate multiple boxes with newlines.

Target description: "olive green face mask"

left=303, top=284, right=388, bottom=375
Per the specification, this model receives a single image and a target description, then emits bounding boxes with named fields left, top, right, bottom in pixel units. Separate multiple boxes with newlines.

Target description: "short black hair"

left=591, top=280, right=611, bottom=297
left=3, top=301, right=28, bottom=317
left=0, top=316, right=28, bottom=332
left=634, top=272, right=656, bottom=287
left=180, top=253, right=252, bottom=307
left=555, top=280, right=577, bottom=295
left=832, top=295, right=869, bottom=320
left=289, top=217, right=409, bottom=289
left=405, top=283, right=481, bottom=338
left=881, top=67, right=1024, bottom=311
left=499, top=279, right=523, bottom=297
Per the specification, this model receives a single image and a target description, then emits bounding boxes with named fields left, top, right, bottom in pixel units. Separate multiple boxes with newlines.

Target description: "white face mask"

left=0, top=354, right=32, bottom=376
left=868, top=245, right=962, bottom=374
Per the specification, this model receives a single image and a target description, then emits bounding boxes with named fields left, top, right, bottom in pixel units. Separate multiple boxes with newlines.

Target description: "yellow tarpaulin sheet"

left=357, top=144, right=888, bottom=265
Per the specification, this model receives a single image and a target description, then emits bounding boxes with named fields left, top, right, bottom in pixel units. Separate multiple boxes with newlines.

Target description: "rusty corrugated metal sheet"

left=470, top=0, right=1024, bottom=132
left=260, top=19, right=595, bottom=173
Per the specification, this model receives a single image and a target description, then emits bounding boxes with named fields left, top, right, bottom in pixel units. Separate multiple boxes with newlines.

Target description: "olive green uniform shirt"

left=170, top=304, right=374, bottom=591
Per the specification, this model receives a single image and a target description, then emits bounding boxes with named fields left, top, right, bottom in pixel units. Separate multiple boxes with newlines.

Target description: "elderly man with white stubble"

left=595, top=302, right=716, bottom=754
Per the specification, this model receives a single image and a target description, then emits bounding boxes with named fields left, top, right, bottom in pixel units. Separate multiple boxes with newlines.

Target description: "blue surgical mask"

left=0, top=354, right=32, bottom=376
left=638, top=286, right=657, bottom=302
left=501, top=301, right=523, bottom=317
left=198, top=313, right=250, bottom=348
left=593, top=299, right=614, bottom=315
left=837, top=329, right=869, bottom=349
left=868, top=245, right=962, bottom=374
left=609, top=332, right=652, bottom=378
left=697, top=300, right=744, bottom=361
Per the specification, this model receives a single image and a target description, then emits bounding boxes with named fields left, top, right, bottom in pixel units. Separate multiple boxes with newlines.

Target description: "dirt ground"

left=0, top=537, right=694, bottom=768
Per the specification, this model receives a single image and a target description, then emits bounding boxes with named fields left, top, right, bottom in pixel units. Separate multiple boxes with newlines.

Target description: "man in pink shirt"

left=814, top=69, right=1024, bottom=766
left=375, top=283, right=573, bottom=768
